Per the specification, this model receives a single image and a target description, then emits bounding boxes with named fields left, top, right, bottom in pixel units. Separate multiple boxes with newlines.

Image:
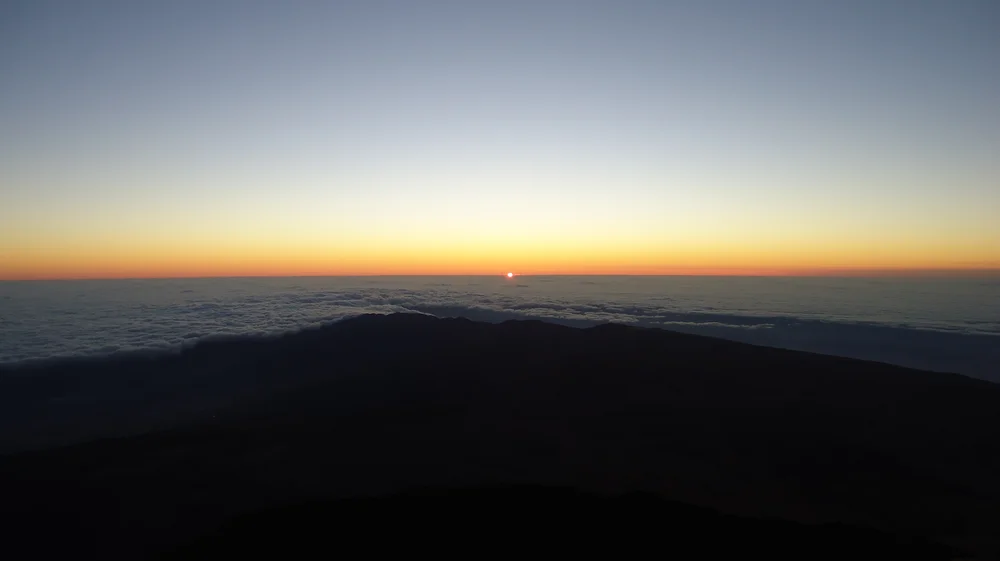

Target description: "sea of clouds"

left=1, top=276, right=997, bottom=381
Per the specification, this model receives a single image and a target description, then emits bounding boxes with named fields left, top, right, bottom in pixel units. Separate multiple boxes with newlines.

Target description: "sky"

left=1, top=0, right=998, bottom=279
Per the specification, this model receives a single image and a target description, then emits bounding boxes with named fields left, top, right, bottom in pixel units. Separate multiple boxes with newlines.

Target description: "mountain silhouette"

left=1, top=313, right=998, bottom=559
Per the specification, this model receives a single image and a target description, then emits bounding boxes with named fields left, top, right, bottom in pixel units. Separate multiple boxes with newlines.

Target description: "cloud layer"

left=1, top=277, right=997, bottom=380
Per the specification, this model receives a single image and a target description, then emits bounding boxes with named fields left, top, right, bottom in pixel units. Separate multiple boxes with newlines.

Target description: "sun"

left=507, top=272, right=514, bottom=278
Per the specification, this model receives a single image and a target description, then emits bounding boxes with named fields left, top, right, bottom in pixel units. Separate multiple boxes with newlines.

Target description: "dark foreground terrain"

left=2, top=313, right=998, bottom=559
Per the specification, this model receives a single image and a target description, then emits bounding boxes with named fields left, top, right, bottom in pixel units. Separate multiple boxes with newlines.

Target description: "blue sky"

left=1, top=0, right=998, bottom=277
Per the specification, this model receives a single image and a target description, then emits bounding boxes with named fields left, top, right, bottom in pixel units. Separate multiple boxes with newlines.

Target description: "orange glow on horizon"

left=2, top=229, right=998, bottom=280
left=2, top=258, right=997, bottom=281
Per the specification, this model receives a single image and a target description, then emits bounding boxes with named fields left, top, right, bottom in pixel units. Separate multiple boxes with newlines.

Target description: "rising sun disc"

left=507, top=272, right=514, bottom=278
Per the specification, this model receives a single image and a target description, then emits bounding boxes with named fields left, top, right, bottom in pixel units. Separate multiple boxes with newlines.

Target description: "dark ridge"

left=161, top=487, right=958, bottom=561
left=1, top=313, right=998, bottom=559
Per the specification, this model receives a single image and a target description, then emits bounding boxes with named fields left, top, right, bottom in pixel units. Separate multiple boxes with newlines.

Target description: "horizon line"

left=3, top=269, right=1000, bottom=282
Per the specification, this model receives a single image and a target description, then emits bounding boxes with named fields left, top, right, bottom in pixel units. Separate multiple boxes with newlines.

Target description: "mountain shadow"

left=1, top=313, right=998, bottom=559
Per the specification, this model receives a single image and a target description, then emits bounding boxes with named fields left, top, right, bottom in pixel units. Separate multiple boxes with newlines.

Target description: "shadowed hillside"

left=162, top=487, right=957, bottom=560
left=1, top=313, right=998, bottom=559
